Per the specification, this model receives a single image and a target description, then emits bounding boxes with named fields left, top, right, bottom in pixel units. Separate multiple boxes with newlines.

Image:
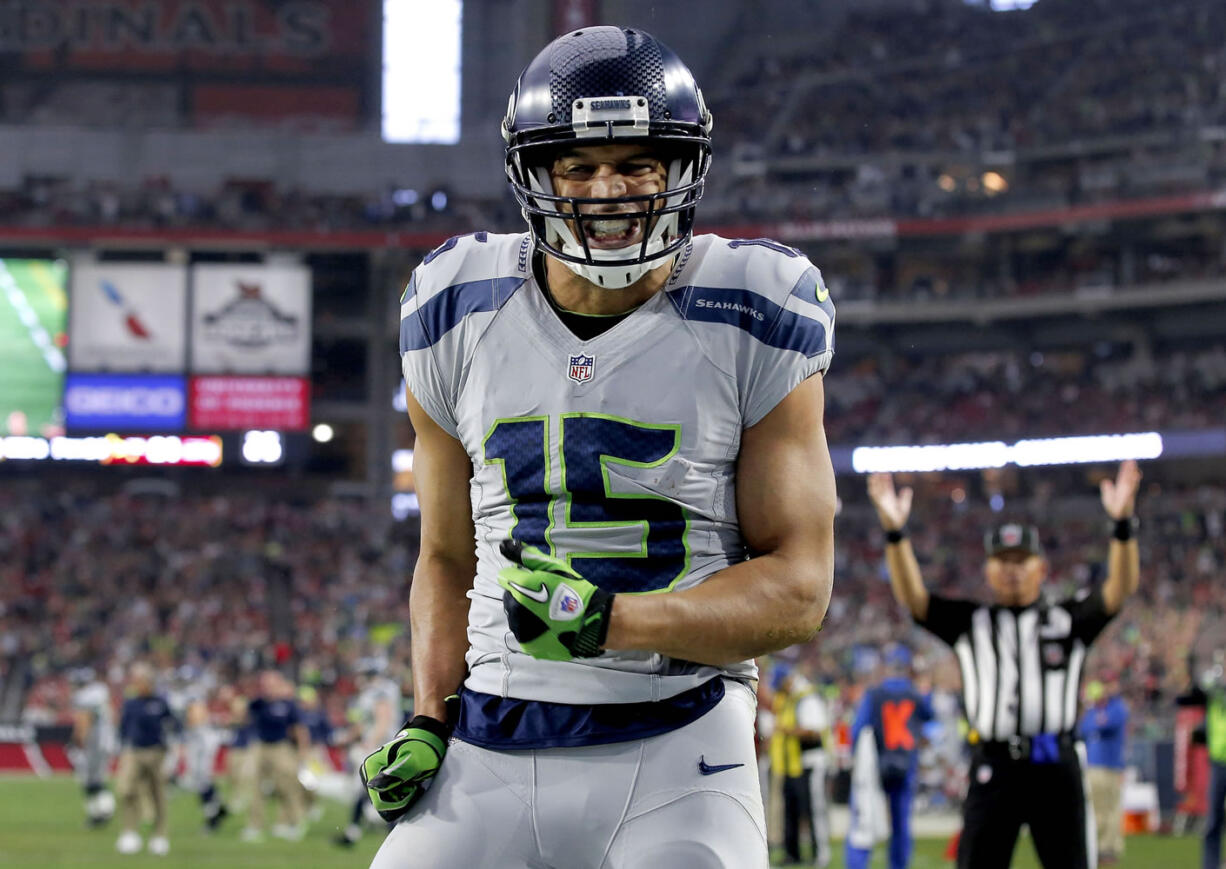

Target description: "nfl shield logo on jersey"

left=567, top=353, right=595, bottom=383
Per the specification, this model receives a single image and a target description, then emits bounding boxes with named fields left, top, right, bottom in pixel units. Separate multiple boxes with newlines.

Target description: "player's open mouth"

left=581, top=216, right=642, bottom=249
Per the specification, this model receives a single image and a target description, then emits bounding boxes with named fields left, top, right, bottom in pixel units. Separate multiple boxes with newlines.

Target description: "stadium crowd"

left=5, top=473, right=1222, bottom=747
left=828, top=244, right=1226, bottom=303
left=696, top=0, right=1226, bottom=224
left=825, top=342, right=1226, bottom=445
left=711, top=0, right=1226, bottom=158
left=2, top=488, right=418, bottom=729
left=0, top=176, right=502, bottom=237
left=0, top=2, right=1223, bottom=246
left=5, top=144, right=1222, bottom=240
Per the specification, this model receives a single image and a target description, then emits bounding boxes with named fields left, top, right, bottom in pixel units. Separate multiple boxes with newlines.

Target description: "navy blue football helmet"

left=502, top=26, right=714, bottom=288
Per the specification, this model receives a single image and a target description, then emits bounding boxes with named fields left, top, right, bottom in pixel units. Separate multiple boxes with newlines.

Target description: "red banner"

left=189, top=376, right=310, bottom=431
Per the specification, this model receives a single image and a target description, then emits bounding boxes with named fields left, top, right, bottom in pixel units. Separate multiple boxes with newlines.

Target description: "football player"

left=182, top=693, right=229, bottom=831
left=367, top=26, right=837, bottom=868
left=70, top=666, right=117, bottom=828
left=336, top=657, right=402, bottom=847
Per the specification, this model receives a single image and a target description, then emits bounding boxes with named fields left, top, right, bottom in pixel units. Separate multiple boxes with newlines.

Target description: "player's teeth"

left=589, top=219, right=632, bottom=237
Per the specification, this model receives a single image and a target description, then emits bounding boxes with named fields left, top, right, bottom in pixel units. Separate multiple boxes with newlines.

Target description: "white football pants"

left=806, top=753, right=832, bottom=867
left=370, top=679, right=767, bottom=869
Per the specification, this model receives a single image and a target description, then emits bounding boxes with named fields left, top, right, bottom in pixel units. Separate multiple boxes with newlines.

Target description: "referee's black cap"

left=984, top=523, right=1043, bottom=557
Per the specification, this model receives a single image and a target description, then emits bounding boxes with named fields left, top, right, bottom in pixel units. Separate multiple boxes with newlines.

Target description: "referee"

left=867, top=461, right=1142, bottom=869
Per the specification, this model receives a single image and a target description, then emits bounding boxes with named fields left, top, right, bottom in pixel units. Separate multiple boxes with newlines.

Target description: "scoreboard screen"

left=0, top=258, right=68, bottom=437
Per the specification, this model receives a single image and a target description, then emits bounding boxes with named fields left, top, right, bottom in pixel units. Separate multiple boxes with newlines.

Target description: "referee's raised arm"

left=868, top=473, right=929, bottom=621
left=1099, top=459, right=1142, bottom=615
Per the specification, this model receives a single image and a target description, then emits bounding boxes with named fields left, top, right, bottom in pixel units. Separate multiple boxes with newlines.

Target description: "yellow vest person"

left=768, top=663, right=831, bottom=866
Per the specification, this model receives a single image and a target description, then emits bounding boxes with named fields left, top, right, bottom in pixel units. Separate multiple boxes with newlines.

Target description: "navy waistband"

left=454, top=677, right=726, bottom=750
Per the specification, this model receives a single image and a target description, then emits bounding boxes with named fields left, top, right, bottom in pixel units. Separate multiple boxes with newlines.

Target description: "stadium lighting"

left=982, top=171, right=1009, bottom=194
left=0, top=436, right=51, bottom=461
left=241, top=430, right=284, bottom=465
left=382, top=0, right=462, bottom=144
left=392, top=188, right=419, bottom=207
left=391, top=492, right=420, bottom=520
left=391, top=449, right=414, bottom=473
left=0, top=435, right=222, bottom=466
left=312, top=423, right=335, bottom=443
left=1011, top=432, right=1163, bottom=467
left=851, top=432, right=1164, bottom=474
left=851, top=441, right=1010, bottom=474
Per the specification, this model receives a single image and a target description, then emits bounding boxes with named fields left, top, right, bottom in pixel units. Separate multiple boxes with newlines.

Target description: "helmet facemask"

left=507, top=138, right=710, bottom=289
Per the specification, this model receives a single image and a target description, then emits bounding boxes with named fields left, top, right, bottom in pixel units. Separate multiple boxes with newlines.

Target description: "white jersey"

left=400, top=232, right=834, bottom=706
left=183, top=724, right=224, bottom=792
left=355, top=678, right=403, bottom=745
left=73, top=681, right=116, bottom=756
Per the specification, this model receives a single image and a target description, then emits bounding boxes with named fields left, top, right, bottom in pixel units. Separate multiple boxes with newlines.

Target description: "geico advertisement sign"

left=64, top=374, right=187, bottom=431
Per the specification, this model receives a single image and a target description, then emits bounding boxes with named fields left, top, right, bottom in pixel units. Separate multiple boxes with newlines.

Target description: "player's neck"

left=542, top=255, right=673, bottom=316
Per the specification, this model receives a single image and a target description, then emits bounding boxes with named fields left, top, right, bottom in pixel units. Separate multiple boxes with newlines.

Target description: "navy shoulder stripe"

left=667, top=285, right=829, bottom=358
left=399, top=271, right=417, bottom=304
left=788, top=265, right=836, bottom=323
left=400, top=276, right=524, bottom=353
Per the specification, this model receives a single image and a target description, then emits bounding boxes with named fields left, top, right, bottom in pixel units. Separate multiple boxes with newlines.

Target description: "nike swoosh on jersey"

left=507, top=580, right=550, bottom=603
left=698, top=755, right=745, bottom=775
left=815, top=280, right=829, bottom=303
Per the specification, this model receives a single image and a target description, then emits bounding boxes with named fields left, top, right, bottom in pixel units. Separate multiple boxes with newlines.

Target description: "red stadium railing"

left=0, top=188, right=1221, bottom=250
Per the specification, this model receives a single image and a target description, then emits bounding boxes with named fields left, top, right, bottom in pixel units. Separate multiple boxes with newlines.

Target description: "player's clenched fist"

left=496, top=539, right=613, bottom=661
left=360, top=717, right=448, bottom=822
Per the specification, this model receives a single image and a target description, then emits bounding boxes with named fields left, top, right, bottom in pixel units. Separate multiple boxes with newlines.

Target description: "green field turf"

left=0, top=258, right=68, bottom=437
left=0, top=777, right=1199, bottom=868
left=0, top=776, right=383, bottom=868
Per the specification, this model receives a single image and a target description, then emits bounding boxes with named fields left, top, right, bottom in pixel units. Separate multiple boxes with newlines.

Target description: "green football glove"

left=360, top=715, right=449, bottom=822
left=496, top=539, right=614, bottom=661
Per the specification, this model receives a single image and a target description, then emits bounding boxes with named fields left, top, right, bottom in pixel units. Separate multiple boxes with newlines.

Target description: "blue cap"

left=884, top=644, right=912, bottom=670
left=769, top=662, right=794, bottom=693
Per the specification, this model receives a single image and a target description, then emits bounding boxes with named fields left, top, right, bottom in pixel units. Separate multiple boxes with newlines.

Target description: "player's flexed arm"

left=361, top=387, right=474, bottom=822
left=500, top=375, right=837, bottom=667
left=608, top=374, right=835, bottom=663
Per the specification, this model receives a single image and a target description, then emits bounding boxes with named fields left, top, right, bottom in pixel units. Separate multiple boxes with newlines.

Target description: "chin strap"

left=557, top=249, right=661, bottom=289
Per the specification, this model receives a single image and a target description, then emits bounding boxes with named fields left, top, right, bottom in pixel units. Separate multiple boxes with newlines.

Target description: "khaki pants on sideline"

left=1087, top=765, right=1125, bottom=857
left=115, top=747, right=168, bottom=837
left=767, top=768, right=785, bottom=848
left=248, top=741, right=305, bottom=831
left=227, top=745, right=257, bottom=812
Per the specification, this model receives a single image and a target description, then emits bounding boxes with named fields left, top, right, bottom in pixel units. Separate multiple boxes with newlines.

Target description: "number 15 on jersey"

left=484, top=413, right=690, bottom=594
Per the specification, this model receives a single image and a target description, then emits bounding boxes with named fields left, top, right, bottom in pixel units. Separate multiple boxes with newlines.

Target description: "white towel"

left=847, top=728, right=891, bottom=849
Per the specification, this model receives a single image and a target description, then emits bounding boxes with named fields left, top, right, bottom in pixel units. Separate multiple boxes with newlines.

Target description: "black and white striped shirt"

left=917, top=588, right=1114, bottom=741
